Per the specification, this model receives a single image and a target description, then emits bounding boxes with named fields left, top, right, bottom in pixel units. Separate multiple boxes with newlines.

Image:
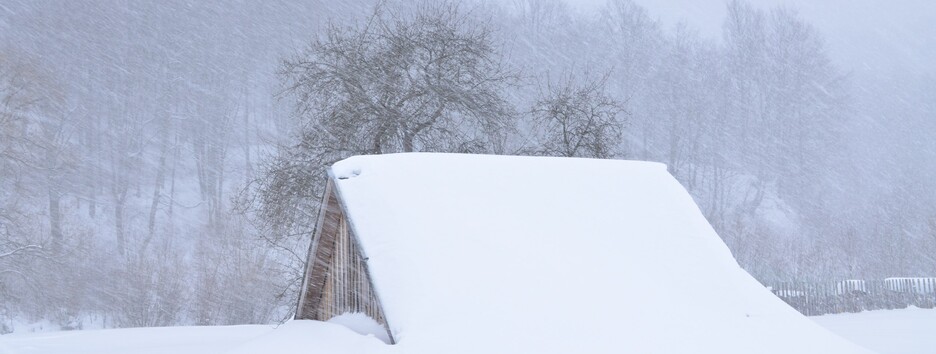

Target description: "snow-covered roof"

left=328, top=153, right=868, bottom=353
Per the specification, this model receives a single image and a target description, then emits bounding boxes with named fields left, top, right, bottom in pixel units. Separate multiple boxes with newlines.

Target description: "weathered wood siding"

left=295, top=178, right=392, bottom=342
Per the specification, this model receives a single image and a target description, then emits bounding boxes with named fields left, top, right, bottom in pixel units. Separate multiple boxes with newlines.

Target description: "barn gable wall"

left=295, top=177, right=393, bottom=343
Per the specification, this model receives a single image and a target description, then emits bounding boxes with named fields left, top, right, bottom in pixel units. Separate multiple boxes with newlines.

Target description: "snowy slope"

left=814, top=307, right=936, bottom=354
left=329, top=153, right=870, bottom=353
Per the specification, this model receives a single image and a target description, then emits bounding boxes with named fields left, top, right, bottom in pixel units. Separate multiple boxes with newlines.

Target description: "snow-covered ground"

left=813, top=307, right=936, bottom=354
left=1, top=308, right=934, bottom=353
left=0, top=320, right=395, bottom=354
left=0, top=324, right=274, bottom=354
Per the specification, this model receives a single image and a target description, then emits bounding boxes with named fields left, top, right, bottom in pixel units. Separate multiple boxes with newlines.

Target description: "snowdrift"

left=325, top=153, right=869, bottom=353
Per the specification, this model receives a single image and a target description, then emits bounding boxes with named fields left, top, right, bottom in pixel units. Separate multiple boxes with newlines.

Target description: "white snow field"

left=0, top=324, right=274, bottom=354
left=4, top=308, right=933, bottom=353
left=0, top=321, right=396, bottom=354
left=813, top=307, right=936, bottom=354
left=0, top=154, right=874, bottom=353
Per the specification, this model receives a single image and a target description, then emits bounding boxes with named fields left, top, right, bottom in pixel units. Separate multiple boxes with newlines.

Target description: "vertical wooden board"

left=297, top=180, right=343, bottom=320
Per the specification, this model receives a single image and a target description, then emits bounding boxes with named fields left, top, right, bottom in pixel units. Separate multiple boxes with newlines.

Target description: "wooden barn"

left=292, top=153, right=869, bottom=353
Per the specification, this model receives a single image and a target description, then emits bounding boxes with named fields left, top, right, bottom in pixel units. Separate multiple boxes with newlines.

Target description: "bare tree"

left=529, top=72, right=625, bottom=159
left=279, top=0, right=516, bottom=157
left=0, top=55, right=49, bottom=326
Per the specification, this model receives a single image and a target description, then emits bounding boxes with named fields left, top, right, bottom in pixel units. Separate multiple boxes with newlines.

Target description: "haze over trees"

left=0, top=0, right=934, bottom=332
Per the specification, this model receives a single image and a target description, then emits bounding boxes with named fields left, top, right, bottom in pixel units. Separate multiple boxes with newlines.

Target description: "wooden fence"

left=769, top=277, right=936, bottom=316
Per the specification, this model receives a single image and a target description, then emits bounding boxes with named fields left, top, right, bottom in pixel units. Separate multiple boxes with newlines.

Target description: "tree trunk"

left=48, top=186, right=62, bottom=254
left=142, top=119, right=169, bottom=256
left=115, top=196, right=125, bottom=256
left=168, top=134, right=179, bottom=221
left=242, top=87, right=252, bottom=180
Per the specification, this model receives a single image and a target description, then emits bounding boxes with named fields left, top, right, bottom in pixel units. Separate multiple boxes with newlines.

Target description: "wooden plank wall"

left=314, top=211, right=388, bottom=325
left=295, top=181, right=341, bottom=320
left=295, top=179, right=392, bottom=341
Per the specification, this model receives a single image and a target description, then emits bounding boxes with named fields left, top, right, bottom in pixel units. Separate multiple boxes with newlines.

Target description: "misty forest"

left=1, top=0, right=934, bottom=331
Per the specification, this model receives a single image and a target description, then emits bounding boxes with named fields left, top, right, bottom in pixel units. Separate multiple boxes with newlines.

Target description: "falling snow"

left=0, top=0, right=933, bottom=351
